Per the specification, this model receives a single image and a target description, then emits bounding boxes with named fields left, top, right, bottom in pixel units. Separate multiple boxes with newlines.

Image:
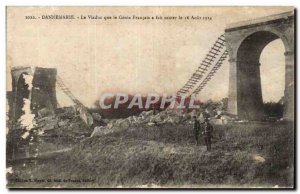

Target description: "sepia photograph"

left=5, top=6, right=295, bottom=189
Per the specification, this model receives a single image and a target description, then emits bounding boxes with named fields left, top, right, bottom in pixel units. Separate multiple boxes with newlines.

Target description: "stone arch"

left=235, top=31, right=285, bottom=119
left=234, top=29, right=290, bottom=59
left=225, top=11, right=294, bottom=120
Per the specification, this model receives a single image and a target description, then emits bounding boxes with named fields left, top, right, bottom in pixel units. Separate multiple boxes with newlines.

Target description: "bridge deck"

left=226, top=11, right=294, bottom=32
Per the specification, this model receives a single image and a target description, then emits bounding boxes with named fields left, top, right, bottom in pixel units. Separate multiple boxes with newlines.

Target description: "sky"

left=7, top=6, right=293, bottom=107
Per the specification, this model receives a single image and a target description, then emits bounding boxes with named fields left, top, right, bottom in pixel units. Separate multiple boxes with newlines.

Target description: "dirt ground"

left=7, top=121, right=294, bottom=188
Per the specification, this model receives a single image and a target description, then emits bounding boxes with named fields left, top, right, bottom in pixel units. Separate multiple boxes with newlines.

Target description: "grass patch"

left=7, top=121, right=294, bottom=188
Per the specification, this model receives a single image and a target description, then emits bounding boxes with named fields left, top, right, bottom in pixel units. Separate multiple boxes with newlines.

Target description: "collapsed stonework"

left=91, top=109, right=231, bottom=138
left=7, top=66, right=98, bottom=160
left=31, top=67, right=58, bottom=115
left=7, top=67, right=58, bottom=159
left=9, top=67, right=58, bottom=122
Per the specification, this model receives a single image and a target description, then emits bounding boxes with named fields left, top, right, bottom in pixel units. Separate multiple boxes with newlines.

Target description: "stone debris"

left=21, top=131, right=30, bottom=139
left=252, top=154, right=266, bottom=163
left=58, top=119, right=69, bottom=127
left=9, top=106, right=95, bottom=159
left=91, top=126, right=106, bottom=137
left=90, top=107, right=234, bottom=137
left=76, top=105, right=94, bottom=127
left=92, top=113, right=102, bottom=122
left=234, top=120, right=249, bottom=123
left=90, top=109, right=223, bottom=137
left=10, top=101, right=233, bottom=159
left=6, top=167, right=13, bottom=174
left=38, top=107, right=53, bottom=118
left=210, top=115, right=231, bottom=125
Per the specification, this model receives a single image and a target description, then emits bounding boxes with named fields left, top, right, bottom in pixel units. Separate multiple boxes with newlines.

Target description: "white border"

left=1, top=1, right=298, bottom=193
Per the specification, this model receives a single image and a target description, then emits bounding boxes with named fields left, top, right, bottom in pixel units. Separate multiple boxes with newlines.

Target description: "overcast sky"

left=7, top=6, right=293, bottom=107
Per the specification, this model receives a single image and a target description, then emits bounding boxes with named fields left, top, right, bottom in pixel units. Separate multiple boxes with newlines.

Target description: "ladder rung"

left=211, top=47, right=221, bottom=53
left=209, top=50, right=219, bottom=55
left=198, top=67, right=207, bottom=71
left=213, top=44, right=223, bottom=49
left=207, top=54, right=216, bottom=59
left=203, top=59, right=213, bottom=64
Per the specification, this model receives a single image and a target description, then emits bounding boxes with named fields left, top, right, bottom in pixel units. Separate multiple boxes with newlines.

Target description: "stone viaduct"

left=225, top=11, right=294, bottom=120
left=8, top=11, right=295, bottom=122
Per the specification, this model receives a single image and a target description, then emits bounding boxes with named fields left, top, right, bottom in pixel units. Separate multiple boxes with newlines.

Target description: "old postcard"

left=6, top=6, right=295, bottom=189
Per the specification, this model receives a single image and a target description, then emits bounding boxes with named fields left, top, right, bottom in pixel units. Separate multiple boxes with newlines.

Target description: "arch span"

left=225, top=11, right=294, bottom=120
left=236, top=31, right=283, bottom=119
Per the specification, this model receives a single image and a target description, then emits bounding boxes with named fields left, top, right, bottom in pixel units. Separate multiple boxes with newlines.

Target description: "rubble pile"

left=91, top=107, right=234, bottom=137
left=35, top=107, right=92, bottom=140
left=10, top=104, right=232, bottom=158
left=91, top=109, right=190, bottom=137
left=15, top=106, right=93, bottom=158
